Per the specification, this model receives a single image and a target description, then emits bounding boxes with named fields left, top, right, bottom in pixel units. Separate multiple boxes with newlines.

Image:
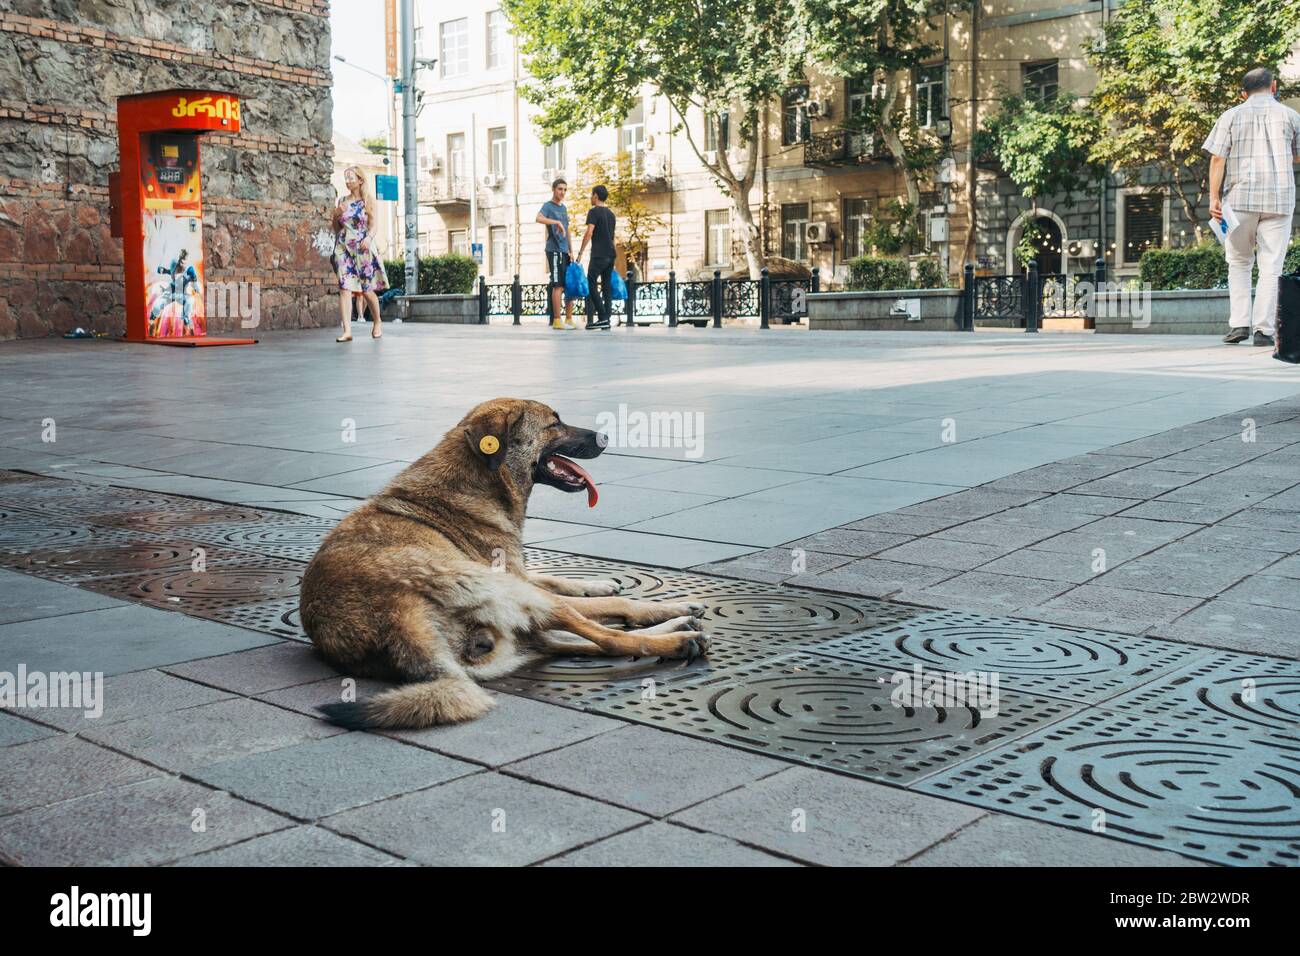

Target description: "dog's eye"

left=466, top=633, right=495, bottom=660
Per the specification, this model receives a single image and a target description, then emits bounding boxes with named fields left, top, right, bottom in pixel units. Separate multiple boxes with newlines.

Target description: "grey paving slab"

left=1017, top=584, right=1204, bottom=634
left=507, top=725, right=787, bottom=816
left=0, top=777, right=290, bottom=866
left=82, top=697, right=345, bottom=772
left=0, top=735, right=162, bottom=816
left=536, top=528, right=756, bottom=567
left=324, top=771, right=645, bottom=866
left=0, top=568, right=127, bottom=623
left=0, top=711, right=57, bottom=747
left=527, top=483, right=719, bottom=528
left=18, top=668, right=234, bottom=732
left=137, top=444, right=396, bottom=487
left=787, top=557, right=958, bottom=599
left=542, top=821, right=799, bottom=867
left=383, top=691, right=622, bottom=767
left=616, top=462, right=813, bottom=497
left=671, top=766, right=986, bottom=866
left=1095, top=543, right=1280, bottom=599
left=162, top=642, right=341, bottom=695
left=874, top=536, right=1020, bottom=572
left=189, top=732, right=477, bottom=819
left=0, top=604, right=280, bottom=676
left=1150, top=601, right=1300, bottom=659
left=893, top=570, right=1074, bottom=614
left=694, top=545, right=854, bottom=581
left=786, top=528, right=914, bottom=557
left=903, top=814, right=1208, bottom=867
left=171, top=825, right=409, bottom=866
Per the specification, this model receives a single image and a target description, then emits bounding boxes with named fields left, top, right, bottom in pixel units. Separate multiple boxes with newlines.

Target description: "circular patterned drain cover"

left=702, top=593, right=907, bottom=647
left=83, top=563, right=304, bottom=611
left=183, top=520, right=340, bottom=561
left=14, top=541, right=207, bottom=581
left=89, top=506, right=285, bottom=532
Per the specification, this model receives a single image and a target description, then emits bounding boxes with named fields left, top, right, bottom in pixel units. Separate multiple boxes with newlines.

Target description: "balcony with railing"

left=417, top=176, right=472, bottom=208
left=803, top=129, right=890, bottom=168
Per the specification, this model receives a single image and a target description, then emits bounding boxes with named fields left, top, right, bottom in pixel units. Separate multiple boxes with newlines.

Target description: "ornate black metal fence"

left=476, top=268, right=818, bottom=328
left=959, top=260, right=1107, bottom=332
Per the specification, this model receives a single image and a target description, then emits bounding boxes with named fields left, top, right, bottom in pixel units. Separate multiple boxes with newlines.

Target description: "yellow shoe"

left=551, top=319, right=565, bottom=330
left=563, top=319, right=578, bottom=330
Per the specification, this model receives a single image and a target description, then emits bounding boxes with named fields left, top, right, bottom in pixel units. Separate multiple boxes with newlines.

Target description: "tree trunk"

left=732, top=198, right=763, bottom=279
left=878, top=69, right=922, bottom=254
left=1170, top=171, right=1204, bottom=244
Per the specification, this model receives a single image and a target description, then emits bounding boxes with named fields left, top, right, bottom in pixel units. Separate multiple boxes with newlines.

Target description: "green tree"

left=1087, top=0, right=1300, bottom=241
left=502, top=0, right=805, bottom=277
left=358, top=134, right=389, bottom=156
left=569, top=151, right=666, bottom=275
left=799, top=0, right=956, bottom=252
left=975, top=92, right=1104, bottom=206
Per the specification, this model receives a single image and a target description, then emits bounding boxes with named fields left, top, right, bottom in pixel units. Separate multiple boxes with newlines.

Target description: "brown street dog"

left=300, top=397, right=709, bottom=729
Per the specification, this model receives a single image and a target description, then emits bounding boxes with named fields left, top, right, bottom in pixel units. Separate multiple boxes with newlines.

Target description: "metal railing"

left=959, top=259, right=1107, bottom=332
left=474, top=267, right=819, bottom=328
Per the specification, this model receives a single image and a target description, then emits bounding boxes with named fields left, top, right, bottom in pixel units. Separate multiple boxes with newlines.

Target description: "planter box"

left=808, top=288, right=962, bottom=331
left=401, top=294, right=481, bottom=324
left=1093, top=288, right=1229, bottom=334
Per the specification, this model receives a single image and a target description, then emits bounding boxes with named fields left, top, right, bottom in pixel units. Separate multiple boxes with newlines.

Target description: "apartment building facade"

left=408, top=1, right=1274, bottom=289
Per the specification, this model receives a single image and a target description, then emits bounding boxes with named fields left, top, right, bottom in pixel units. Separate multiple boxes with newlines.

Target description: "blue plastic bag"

left=564, top=261, right=589, bottom=299
left=610, top=269, right=628, bottom=301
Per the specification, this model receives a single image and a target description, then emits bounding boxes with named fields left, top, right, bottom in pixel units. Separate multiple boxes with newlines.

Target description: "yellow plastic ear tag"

left=478, top=435, right=500, bottom=455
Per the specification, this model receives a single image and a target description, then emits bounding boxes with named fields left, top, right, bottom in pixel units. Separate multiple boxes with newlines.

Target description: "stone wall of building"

left=0, top=0, right=335, bottom=340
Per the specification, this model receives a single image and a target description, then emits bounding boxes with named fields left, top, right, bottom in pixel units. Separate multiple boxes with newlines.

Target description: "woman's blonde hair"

left=343, top=165, right=377, bottom=235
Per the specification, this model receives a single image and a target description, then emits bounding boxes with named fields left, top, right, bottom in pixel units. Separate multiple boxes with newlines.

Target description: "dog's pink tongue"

left=556, top=455, right=599, bottom=508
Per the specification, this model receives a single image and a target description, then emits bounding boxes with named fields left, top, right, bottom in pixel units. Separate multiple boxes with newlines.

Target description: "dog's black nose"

left=467, top=633, right=495, bottom=659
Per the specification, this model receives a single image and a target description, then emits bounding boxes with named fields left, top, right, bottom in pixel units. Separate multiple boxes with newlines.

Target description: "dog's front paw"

left=581, top=578, right=622, bottom=596
left=670, top=631, right=710, bottom=661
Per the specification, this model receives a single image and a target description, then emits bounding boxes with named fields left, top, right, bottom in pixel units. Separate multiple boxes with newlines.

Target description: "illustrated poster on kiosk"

left=141, top=133, right=205, bottom=338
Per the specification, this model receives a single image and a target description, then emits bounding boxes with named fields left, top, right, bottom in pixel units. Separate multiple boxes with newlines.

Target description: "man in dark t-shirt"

left=577, top=184, right=617, bottom=330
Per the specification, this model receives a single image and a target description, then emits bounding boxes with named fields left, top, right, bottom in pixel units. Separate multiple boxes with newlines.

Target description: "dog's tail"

left=318, top=676, right=494, bottom=730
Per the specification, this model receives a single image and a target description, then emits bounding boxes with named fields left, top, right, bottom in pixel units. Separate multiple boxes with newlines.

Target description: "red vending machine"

left=110, top=89, right=256, bottom=346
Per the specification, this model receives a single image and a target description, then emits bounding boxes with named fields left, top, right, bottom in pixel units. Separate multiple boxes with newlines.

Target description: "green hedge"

left=380, top=254, right=478, bottom=294
left=1139, top=238, right=1300, bottom=290
left=847, top=256, right=951, bottom=291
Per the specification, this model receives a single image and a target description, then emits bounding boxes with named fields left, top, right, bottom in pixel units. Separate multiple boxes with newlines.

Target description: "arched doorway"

left=1025, top=216, right=1063, bottom=276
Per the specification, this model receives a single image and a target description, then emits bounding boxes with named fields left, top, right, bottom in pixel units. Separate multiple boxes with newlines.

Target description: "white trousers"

left=1225, top=209, right=1292, bottom=335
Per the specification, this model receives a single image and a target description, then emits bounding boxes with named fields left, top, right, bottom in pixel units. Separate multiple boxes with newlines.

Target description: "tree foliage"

left=975, top=92, right=1104, bottom=205
left=569, top=151, right=666, bottom=274
left=1087, top=0, right=1300, bottom=239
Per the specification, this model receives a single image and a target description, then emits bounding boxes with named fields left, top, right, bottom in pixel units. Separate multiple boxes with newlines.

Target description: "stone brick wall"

left=0, top=0, right=336, bottom=339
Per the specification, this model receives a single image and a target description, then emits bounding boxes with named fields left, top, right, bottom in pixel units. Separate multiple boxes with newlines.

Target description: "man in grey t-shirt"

left=536, top=177, right=576, bottom=330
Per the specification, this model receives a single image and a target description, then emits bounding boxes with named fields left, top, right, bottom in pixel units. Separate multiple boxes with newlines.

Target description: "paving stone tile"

left=0, top=777, right=290, bottom=866
left=1150, top=601, right=1300, bottom=658
left=189, top=732, right=477, bottom=819
left=1069, top=469, right=1202, bottom=500
left=894, top=571, right=1073, bottom=614
left=1261, top=554, right=1300, bottom=578
left=694, top=546, right=854, bottom=580
left=1095, top=543, right=1280, bottom=599
left=254, top=674, right=392, bottom=715
left=324, top=772, right=645, bottom=866
left=170, top=825, right=409, bottom=866
left=24, top=669, right=234, bottom=732
left=0, top=712, right=56, bottom=747
left=0, top=604, right=280, bottom=677
left=875, top=537, right=1018, bottom=572
left=929, top=519, right=1060, bottom=549
left=786, top=528, right=913, bottom=557
left=967, top=547, right=1100, bottom=585
left=1017, top=585, right=1204, bottom=634
left=0, top=568, right=126, bottom=624
left=671, top=766, right=985, bottom=866
left=1180, top=522, right=1300, bottom=553
left=902, top=814, right=1208, bottom=867
left=1052, top=493, right=1140, bottom=516
left=1030, top=516, right=1199, bottom=563
left=840, top=512, right=961, bottom=535
left=985, top=502, right=1101, bottom=533
left=82, top=697, right=344, bottom=772
left=1160, top=474, right=1281, bottom=507
left=899, top=488, right=1045, bottom=521
left=162, top=642, right=340, bottom=695
left=0, top=735, right=161, bottom=816
left=383, top=691, right=621, bottom=767
left=507, top=725, right=786, bottom=816
left=542, top=821, right=799, bottom=867
left=1118, top=499, right=1249, bottom=525
left=786, top=558, right=957, bottom=599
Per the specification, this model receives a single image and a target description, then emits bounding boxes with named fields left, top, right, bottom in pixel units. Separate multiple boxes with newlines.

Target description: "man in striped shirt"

left=1204, top=67, right=1300, bottom=346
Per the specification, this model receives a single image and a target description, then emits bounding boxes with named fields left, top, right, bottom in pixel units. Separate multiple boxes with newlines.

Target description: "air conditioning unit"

left=805, top=221, right=833, bottom=245
left=806, top=99, right=833, bottom=119
left=1067, top=239, right=1098, bottom=259
left=481, top=173, right=504, bottom=189
left=702, top=149, right=718, bottom=165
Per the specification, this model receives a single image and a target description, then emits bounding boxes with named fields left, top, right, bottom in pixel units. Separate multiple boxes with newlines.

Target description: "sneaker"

left=1254, top=331, right=1276, bottom=347
left=1223, top=327, right=1250, bottom=344
left=587, top=319, right=611, bottom=330
left=551, top=320, right=565, bottom=330
left=563, top=319, right=578, bottom=330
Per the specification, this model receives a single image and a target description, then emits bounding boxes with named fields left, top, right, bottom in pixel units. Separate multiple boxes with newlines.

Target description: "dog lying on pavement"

left=301, top=397, right=709, bottom=729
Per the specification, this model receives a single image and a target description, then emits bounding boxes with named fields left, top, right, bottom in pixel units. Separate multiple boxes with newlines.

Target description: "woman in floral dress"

left=333, top=165, right=387, bottom=342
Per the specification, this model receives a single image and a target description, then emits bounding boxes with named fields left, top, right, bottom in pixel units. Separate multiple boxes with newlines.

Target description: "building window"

left=489, top=225, right=508, bottom=275
left=843, top=198, right=871, bottom=259
left=486, top=10, right=505, bottom=70
left=543, top=138, right=566, bottom=173
left=782, top=85, right=810, bottom=146
left=1122, top=192, right=1165, bottom=265
left=846, top=76, right=877, bottom=157
left=1022, top=60, right=1059, bottom=103
left=915, top=64, right=945, bottom=128
left=489, top=127, right=508, bottom=178
left=447, top=132, right=466, bottom=191
left=705, top=210, right=730, bottom=266
left=440, top=19, right=468, bottom=78
left=413, top=25, right=425, bottom=58
left=782, top=202, right=810, bottom=261
left=449, top=229, right=469, bottom=257
left=704, top=111, right=730, bottom=152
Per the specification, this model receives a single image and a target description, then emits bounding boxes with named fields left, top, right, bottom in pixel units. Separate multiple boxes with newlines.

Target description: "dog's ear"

left=464, top=410, right=516, bottom=472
